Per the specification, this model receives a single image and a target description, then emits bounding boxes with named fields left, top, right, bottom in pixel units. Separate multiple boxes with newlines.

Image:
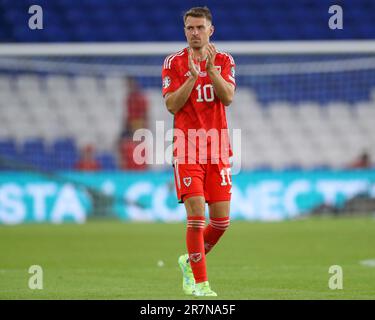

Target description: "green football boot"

left=192, top=281, right=217, bottom=297
left=178, top=254, right=195, bottom=295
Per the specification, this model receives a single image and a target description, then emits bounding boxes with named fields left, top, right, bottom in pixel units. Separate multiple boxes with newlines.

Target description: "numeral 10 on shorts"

left=220, top=168, right=232, bottom=186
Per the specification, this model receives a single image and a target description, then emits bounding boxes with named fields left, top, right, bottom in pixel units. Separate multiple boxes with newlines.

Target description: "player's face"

left=184, top=16, right=214, bottom=49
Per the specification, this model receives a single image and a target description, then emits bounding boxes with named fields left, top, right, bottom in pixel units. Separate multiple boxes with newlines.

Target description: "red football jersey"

left=162, top=47, right=236, bottom=164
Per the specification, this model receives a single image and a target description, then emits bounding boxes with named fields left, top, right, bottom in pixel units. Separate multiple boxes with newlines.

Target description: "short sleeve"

left=162, top=56, right=182, bottom=97
left=221, top=53, right=236, bottom=87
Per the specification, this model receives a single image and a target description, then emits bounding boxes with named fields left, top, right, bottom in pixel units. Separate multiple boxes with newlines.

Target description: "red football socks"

left=186, top=216, right=207, bottom=283
left=204, top=216, right=230, bottom=254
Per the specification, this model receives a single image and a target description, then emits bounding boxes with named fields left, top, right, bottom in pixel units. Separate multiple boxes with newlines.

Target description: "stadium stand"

left=0, top=1, right=374, bottom=171
left=0, top=67, right=375, bottom=171
left=1, top=0, right=375, bottom=42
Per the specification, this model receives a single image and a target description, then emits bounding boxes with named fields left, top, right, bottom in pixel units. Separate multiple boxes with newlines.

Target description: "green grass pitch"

left=1, top=216, right=375, bottom=299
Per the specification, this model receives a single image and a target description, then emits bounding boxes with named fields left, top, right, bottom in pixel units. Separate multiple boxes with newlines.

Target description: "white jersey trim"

left=217, top=51, right=235, bottom=65
left=163, top=49, right=185, bottom=69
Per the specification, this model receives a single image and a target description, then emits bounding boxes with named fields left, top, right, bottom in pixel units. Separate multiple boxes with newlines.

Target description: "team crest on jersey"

left=183, top=177, right=192, bottom=187
left=163, top=76, right=171, bottom=88
left=189, top=253, right=202, bottom=263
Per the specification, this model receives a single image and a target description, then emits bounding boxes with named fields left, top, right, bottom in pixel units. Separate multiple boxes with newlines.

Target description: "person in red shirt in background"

left=75, top=144, right=101, bottom=171
left=119, top=139, right=147, bottom=170
left=347, top=150, right=372, bottom=169
left=119, top=76, right=149, bottom=170
left=124, top=76, right=149, bottom=136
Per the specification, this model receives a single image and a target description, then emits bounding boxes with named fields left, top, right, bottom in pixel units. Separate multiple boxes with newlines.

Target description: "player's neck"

left=191, top=47, right=207, bottom=61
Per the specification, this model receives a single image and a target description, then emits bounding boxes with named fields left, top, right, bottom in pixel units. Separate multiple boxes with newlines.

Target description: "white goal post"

left=1, top=40, right=375, bottom=56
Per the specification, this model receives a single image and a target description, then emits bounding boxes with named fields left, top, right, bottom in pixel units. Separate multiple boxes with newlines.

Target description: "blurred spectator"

left=347, top=151, right=372, bottom=169
left=75, top=144, right=101, bottom=171
left=118, top=77, right=149, bottom=170
left=121, top=76, right=149, bottom=138
left=119, top=137, right=147, bottom=170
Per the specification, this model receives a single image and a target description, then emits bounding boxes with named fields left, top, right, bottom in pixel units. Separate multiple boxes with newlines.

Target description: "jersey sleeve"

left=162, top=56, right=181, bottom=97
left=221, top=53, right=236, bottom=88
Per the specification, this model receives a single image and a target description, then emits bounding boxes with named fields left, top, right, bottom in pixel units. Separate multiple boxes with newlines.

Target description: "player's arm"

left=164, top=49, right=199, bottom=115
left=206, top=44, right=235, bottom=106
left=165, top=77, right=197, bottom=115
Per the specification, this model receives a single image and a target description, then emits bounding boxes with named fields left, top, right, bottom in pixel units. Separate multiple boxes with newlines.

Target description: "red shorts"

left=173, top=159, right=232, bottom=204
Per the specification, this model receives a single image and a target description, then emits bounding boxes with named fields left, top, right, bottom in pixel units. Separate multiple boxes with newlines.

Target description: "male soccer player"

left=162, top=7, right=236, bottom=297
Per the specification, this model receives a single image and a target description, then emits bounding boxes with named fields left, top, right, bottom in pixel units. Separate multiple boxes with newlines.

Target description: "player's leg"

left=174, top=161, right=212, bottom=295
left=184, top=195, right=207, bottom=284
left=184, top=196, right=217, bottom=297
left=205, top=201, right=230, bottom=254
left=204, top=161, right=232, bottom=254
left=181, top=196, right=218, bottom=296
left=177, top=195, right=205, bottom=295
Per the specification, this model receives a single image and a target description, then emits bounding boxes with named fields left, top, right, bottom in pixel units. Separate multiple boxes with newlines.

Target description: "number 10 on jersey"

left=196, top=84, right=215, bottom=102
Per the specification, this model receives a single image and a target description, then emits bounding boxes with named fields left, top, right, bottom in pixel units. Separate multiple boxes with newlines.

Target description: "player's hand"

left=188, top=48, right=200, bottom=79
left=205, top=43, right=217, bottom=72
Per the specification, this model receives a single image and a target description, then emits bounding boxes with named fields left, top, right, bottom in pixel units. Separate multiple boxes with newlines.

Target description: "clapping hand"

left=205, top=43, right=217, bottom=71
left=188, top=48, right=200, bottom=78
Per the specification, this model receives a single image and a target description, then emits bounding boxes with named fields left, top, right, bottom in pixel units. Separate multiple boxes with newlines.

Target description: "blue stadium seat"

left=22, top=138, right=45, bottom=154
left=96, top=152, right=118, bottom=170
left=283, top=164, right=303, bottom=171
left=21, top=138, right=48, bottom=169
left=0, top=139, right=17, bottom=153
left=310, top=165, right=332, bottom=171
left=0, top=0, right=373, bottom=41
left=253, top=164, right=273, bottom=172
left=0, top=139, right=19, bottom=169
left=51, top=138, right=78, bottom=170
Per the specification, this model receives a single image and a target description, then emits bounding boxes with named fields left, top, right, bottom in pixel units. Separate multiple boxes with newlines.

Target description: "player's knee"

left=188, top=205, right=205, bottom=216
left=184, top=195, right=205, bottom=216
